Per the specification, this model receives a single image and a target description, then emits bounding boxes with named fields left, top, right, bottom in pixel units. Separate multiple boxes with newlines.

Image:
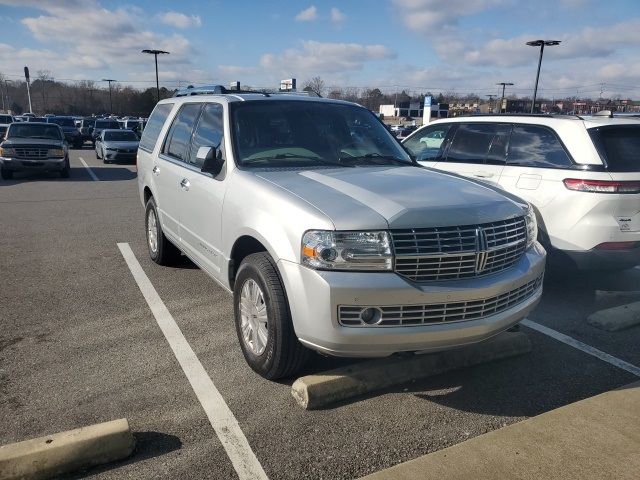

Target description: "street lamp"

left=141, top=49, right=170, bottom=102
left=102, top=79, right=116, bottom=113
left=497, top=82, right=514, bottom=113
left=526, top=40, right=560, bottom=113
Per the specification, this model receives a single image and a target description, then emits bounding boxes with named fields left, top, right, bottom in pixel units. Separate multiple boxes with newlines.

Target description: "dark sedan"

left=47, top=116, right=83, bottom=148
left=0, top=122, right=70, bottom=180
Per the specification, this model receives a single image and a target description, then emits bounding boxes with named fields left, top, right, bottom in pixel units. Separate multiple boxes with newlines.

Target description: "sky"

left=1, top=0, right=640, bottom=99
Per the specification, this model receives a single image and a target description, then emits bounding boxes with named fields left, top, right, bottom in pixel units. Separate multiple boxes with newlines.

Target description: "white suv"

left=403, top=114, right=640, bottom=270
left=137, top=87, right=545, bottom=379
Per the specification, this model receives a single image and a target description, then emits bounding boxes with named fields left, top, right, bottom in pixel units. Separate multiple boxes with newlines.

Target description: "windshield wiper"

left=338, top=153, right=411, bottom=166
left=244, top=153, right=352, bottom=168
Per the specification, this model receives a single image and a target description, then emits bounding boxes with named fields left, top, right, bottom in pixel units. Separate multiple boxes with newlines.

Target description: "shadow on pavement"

left=0, top=167, right=137, bottom=184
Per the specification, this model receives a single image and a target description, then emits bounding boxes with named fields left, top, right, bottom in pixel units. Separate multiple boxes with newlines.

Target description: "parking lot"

left=1, top=148, right=639, bottom=479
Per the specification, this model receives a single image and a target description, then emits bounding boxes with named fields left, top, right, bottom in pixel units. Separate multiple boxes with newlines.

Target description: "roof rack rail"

left=461, top=113, right=584, bottom=120
left=173, top=85, right=266, bottom=97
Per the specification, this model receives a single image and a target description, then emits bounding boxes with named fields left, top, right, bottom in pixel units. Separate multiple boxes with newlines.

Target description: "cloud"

left=330, top=7, right=346, bottom=24
left=392, top=0, right=505, bottom=30
left=158, top=11, right=202, bottom=29
left=260, top=41, right=395, bottom=76
left=295, top=6, right=318, bottom=22
left=217, top=65, right=258, bottom=77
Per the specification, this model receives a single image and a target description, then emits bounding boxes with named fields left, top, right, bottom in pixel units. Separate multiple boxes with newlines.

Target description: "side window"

left=403, top=124, right=452, bottom=161
left=507, top=125, right=572, bottom=168
left=139, top=103, right=174, bottom=152
left=163, top=103, right=202, bottom=162
left=189, top=103, right=224, bottom=168
left=445, top=123, right=498, bottom=164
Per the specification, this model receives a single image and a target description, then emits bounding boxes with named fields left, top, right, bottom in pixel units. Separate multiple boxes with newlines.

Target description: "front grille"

left=392, top=217, right=527, bottom=281
left=338, top=274, right=543, bottom=327
left=14, top=147, right=48, bottom=159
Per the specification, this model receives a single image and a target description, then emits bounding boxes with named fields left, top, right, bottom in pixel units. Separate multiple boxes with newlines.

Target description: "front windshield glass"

left=7, top=124, right=62, bottom=140
left=51, top=117, right=76, bottom=127
left=231, top=100, right=411, bottom=168
left=104, top=131, right=138, bottom=141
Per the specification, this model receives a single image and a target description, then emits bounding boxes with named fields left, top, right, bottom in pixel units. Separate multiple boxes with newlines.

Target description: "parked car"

left=26, top=116, right=46, bottom=122
left=137, top=87, right=545, bottom=379
left=402, top=114, right=640, bottom=271
left=79, top=117, right=97, bottom=145
left=47, top=116, right=83, bottom=148
left=123, top=118, right=144, bottom=137
left=0, top=122, right=69, bottom=179
left=91, top=119, right=121, bottom=145
left=95, top=129, right=139, bottom=163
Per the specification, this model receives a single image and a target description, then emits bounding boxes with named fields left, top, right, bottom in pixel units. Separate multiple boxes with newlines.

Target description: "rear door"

left=178, top=102, right=227, bottom=278
left=433, top=122, right=509, bottom=184
left=589, top=125, right=640, bottom=233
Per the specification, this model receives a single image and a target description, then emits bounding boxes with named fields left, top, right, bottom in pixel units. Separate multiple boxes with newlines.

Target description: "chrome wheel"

left=239, top=279, right=268, bottom=356
left=147, top=208, right=158, bottom=254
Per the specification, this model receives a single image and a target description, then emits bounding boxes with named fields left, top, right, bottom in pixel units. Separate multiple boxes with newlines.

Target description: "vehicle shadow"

left=0, top=167, right=137, bottom=184
left=59, top=431, right=182, bottom=479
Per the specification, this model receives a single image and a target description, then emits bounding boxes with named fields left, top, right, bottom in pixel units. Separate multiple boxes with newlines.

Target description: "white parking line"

left=521, top=319, right=640, bottom=377
left=78, top=156, right=99, bottom=182
left=117, top=242, right=268, bottom=480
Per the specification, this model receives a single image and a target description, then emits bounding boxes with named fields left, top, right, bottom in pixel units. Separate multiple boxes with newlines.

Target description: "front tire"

left=60, top=158, right=70, bottom=178
left=145, top=197, right=180, bottom=266
left=234, top=252, right=309, bottom=379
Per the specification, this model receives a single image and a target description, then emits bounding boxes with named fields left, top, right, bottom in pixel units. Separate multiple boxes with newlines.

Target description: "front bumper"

left=103, top=150, right=137, bottom=162
left=279, top=242, right=546, bottom=357
left=564, top=245, right=640, bottom=270
left=0, top=157, right=66, bottom=172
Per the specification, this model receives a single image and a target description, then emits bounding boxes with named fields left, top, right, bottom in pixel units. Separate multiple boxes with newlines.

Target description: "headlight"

left=48, top=148, right=65, bottom=157
left=524, top=205, right=538, bottom=248
left=301, top=230, right=393, bottom=271
left=0, top=146, right=16, bottom=157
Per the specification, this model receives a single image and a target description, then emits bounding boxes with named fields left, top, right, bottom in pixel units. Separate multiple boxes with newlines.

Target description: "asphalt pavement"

left=1, top=148, right=639, bottom=479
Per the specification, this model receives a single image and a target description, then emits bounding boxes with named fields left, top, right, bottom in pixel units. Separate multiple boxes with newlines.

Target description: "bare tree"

left=36, top=70, right=53, bottom=112
left=302, top=76, right=326, bottom=96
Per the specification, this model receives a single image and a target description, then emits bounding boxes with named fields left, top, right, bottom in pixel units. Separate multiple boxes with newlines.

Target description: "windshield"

left=231, top=100, right=411, bottom=168
left=7, top=123, right=62, bottom=140
left=104, top=131, right=138, bottom=141
left=96, top=121, right=120, bottom=129
left=50, top=117, right=76, bottom=127
left=590, top=126, right=640, bottom=172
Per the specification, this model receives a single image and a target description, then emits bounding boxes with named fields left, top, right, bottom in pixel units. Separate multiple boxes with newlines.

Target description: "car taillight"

left=563, top=178, right=640, bottom=194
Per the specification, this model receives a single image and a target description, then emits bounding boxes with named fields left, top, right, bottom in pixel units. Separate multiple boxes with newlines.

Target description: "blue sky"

left=1, top=0, right=640, bottom=98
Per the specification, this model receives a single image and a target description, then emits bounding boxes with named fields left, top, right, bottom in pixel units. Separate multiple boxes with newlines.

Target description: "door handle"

left=180, top=178, right=190, bottom=191
left=152, top=165, right=160, bottom=175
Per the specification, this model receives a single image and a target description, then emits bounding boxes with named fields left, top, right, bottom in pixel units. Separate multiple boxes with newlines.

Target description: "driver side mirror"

left=198, top=145, right=224, bottom=176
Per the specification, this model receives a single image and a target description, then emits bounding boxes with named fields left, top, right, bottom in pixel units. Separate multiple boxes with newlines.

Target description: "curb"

left=587, top=300, right=640, bottom=332
left=291, top=331, right=531, bottom=410
left=0, top=418, right=134, bottom=480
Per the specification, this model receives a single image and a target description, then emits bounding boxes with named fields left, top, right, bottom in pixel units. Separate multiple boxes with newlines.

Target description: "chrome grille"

left=392, top=217, right=527, bottom=281
left=14, top=147, right=48, bottom=159
left=338, top=274, right=543, bottom=327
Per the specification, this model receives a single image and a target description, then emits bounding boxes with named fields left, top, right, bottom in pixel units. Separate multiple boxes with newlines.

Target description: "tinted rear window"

left=140, top=103, right=174, bottom=152
left=590, top=126, right=640, bottom=172
left=51, top=117, right=76, bottom=127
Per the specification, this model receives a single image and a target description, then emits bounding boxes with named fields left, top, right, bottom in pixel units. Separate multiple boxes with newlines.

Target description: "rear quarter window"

left=507, top=125, right=573, bottom=168
left=139, top=103, right=175, bottom=152
left=589, top=126, right=640, bottom=172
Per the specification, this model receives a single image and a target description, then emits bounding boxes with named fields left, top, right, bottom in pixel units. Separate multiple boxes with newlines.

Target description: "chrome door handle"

left=152, top=165, right=160, bottom=175
left=180, top=178, right=190, bottom=191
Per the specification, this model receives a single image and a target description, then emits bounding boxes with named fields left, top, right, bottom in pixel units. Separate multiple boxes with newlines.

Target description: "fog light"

left=360, top=307, right=382, bottom=325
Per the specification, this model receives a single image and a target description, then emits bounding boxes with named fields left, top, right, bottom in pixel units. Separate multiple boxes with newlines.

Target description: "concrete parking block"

left=588, top=301, right=640, bottom=332
left=0, top=418, right=134, bottom=480
left=360, top=381, right=640, bottom=480
left=291, top=331, right=531, bottom=410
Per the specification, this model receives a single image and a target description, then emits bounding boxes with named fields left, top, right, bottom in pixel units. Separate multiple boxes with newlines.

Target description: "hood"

left=2, top=138, right=65, bottom=148
left=102, top=140, right=139, bottom=149
left=254, top=166, right=526, bottom=230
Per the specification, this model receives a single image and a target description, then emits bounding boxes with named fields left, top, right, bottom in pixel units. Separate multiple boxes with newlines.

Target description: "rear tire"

left=234, top=252, right=310, bottom=379
left=1, top=168, right=13, bottom=180
left=145, top=197, right=181, bottom=266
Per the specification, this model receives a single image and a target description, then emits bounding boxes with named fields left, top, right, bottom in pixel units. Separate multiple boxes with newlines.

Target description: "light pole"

left=102, top=79, right=116, bottom=113
left=24, top=66, right=33, bottom=113
left=526, top=40, right=560, bottom=113
left=142, top=49, right=170, bottom=102
left=497, top=82, right=514, bottom=113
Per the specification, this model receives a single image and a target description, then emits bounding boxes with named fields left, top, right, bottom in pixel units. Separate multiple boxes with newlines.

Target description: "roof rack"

left=173, top=85, right=266, bottom=97
left=461, top=113, right=584, bottom=120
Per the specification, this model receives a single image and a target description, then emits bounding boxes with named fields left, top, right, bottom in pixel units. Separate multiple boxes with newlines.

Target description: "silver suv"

left=137, top=86, right=546, bottom=379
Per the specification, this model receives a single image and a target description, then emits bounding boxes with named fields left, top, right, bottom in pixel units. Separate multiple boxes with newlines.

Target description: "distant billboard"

left=280, top=78, right=296, bottom=91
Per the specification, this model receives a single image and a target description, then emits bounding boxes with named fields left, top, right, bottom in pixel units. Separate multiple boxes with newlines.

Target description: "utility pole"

left=24, top=66, right=33, bottom=113
left=526, top=40, right=561, bottom=113
left=142, top=49, right=170, bottom=102
left=496, top=82, right=514, bottom=113
left=102, top=79, right=116, bottom=113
